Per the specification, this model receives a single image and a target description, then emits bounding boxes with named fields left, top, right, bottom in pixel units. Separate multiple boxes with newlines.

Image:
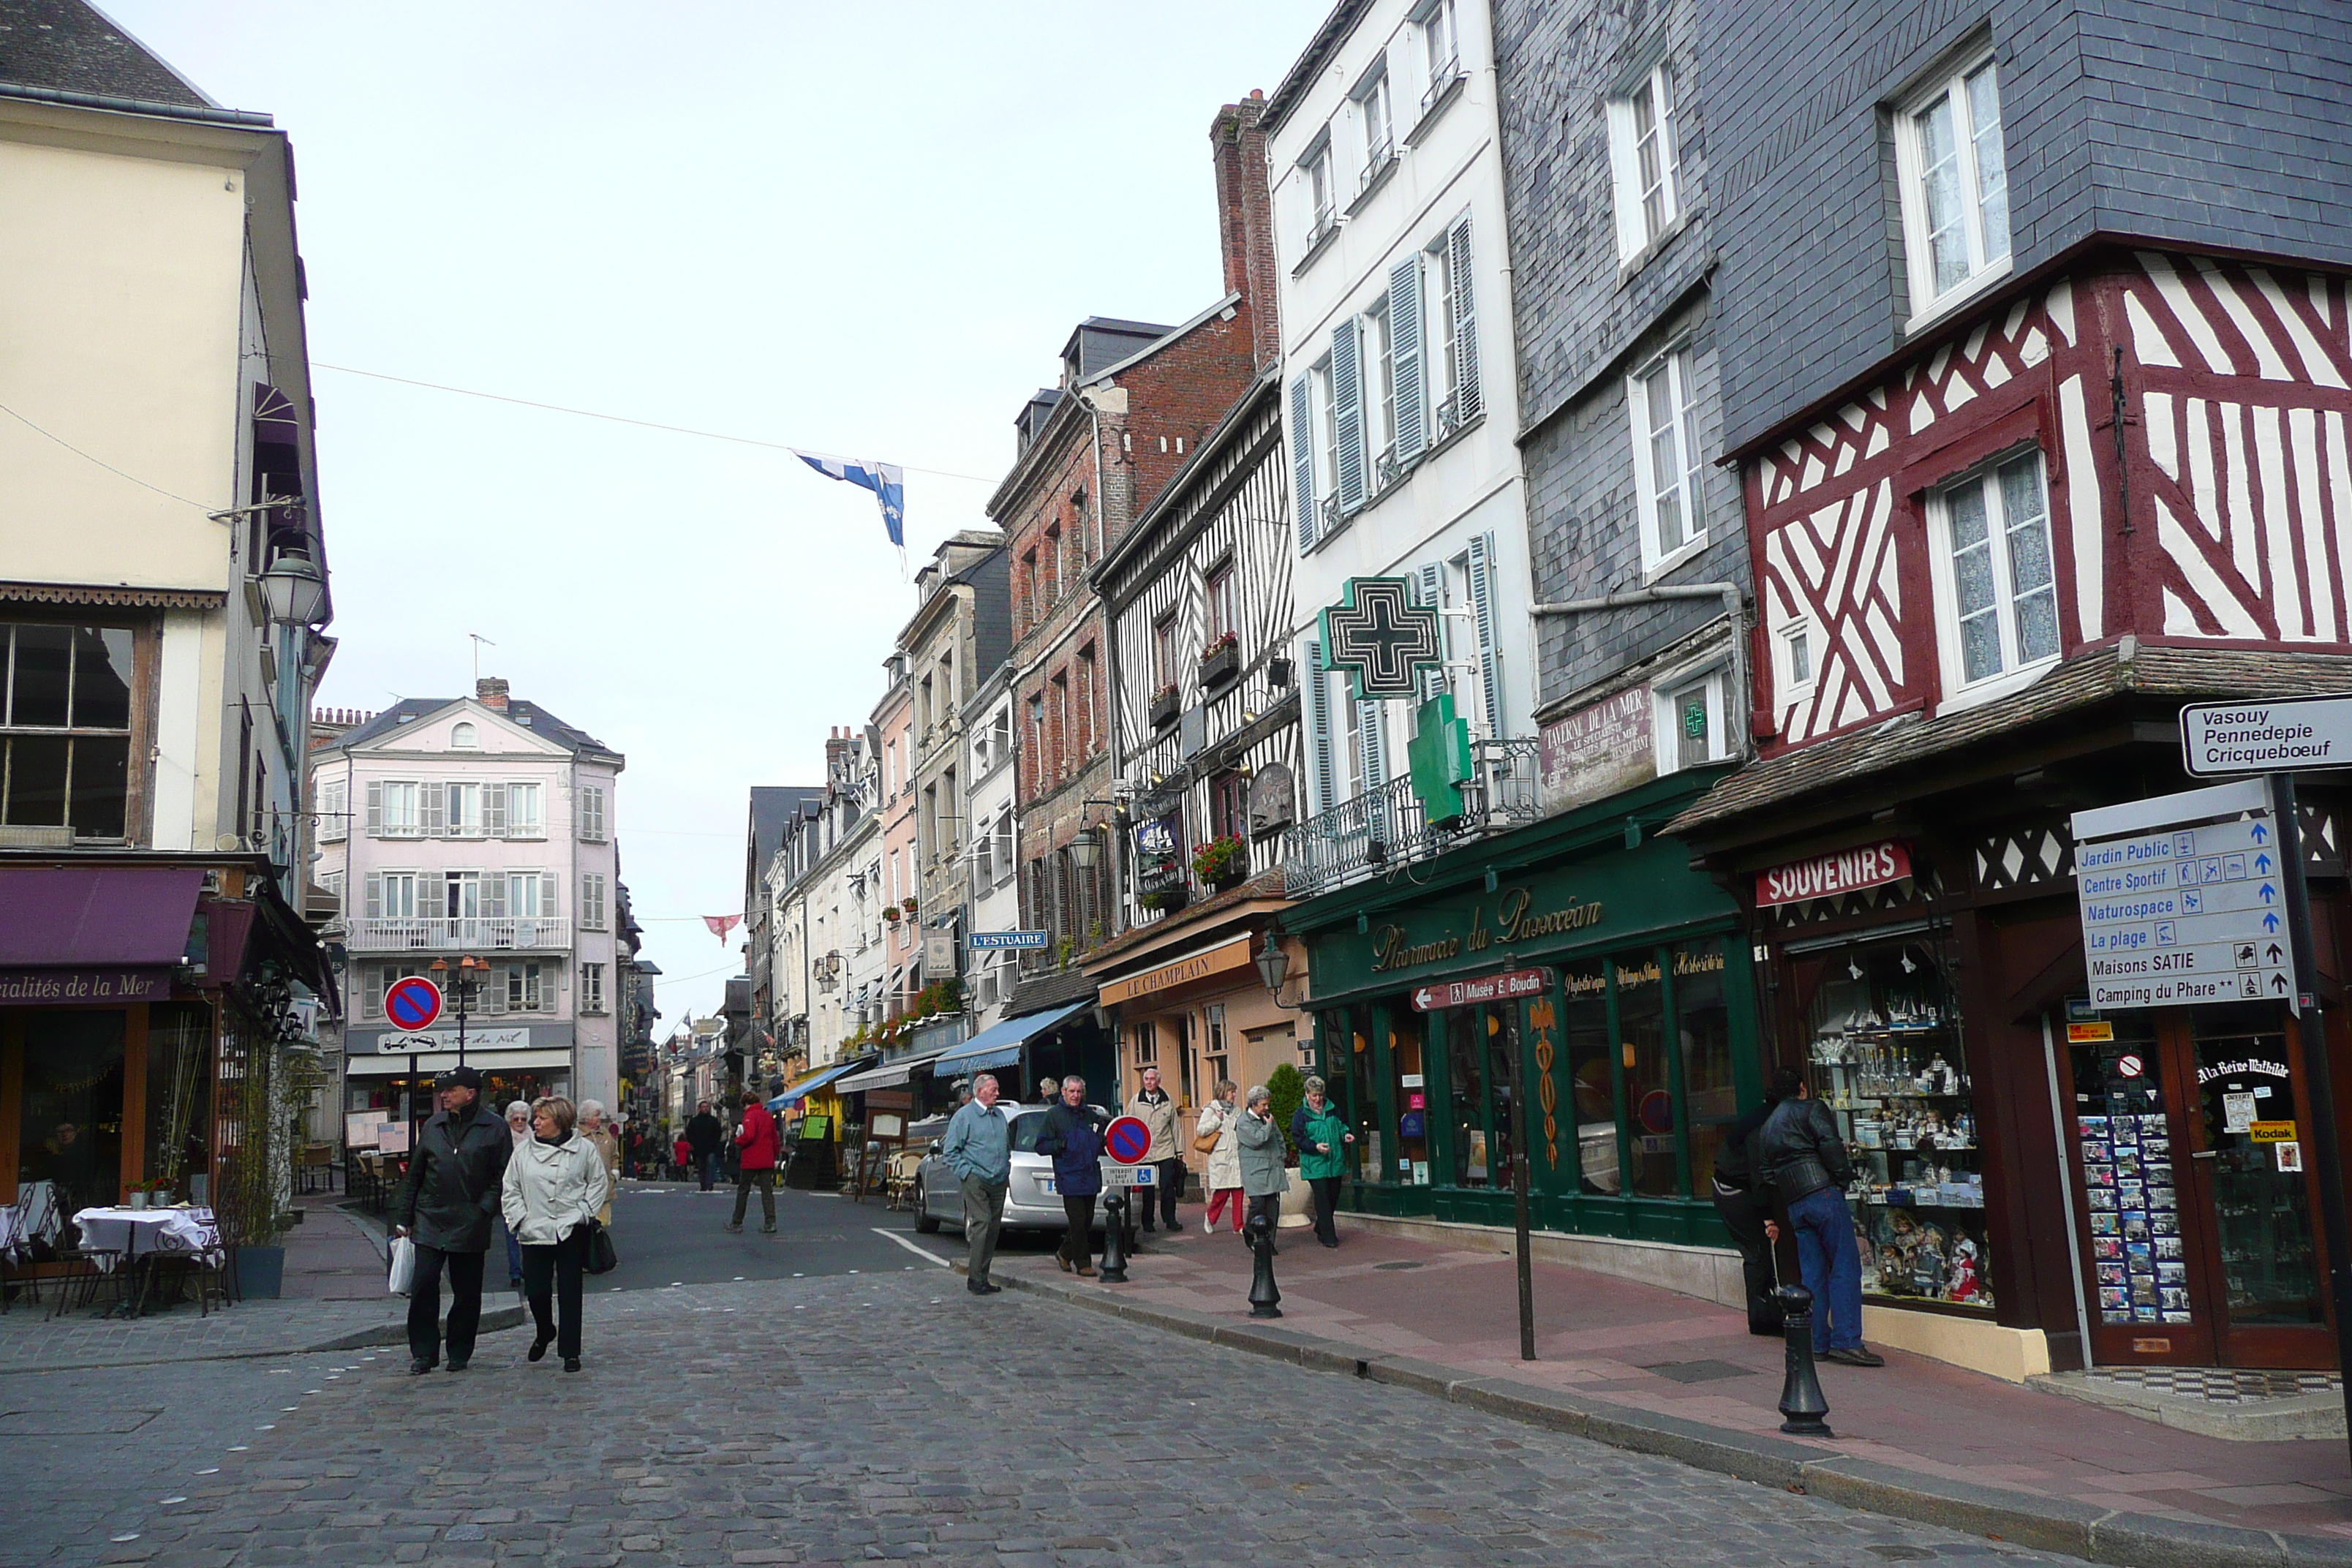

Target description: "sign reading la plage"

left=1755, top=840, right=1913, bottom=908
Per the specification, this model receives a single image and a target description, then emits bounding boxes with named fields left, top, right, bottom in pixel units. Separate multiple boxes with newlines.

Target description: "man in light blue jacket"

left=939, top=1072, right=1012, bottom=1295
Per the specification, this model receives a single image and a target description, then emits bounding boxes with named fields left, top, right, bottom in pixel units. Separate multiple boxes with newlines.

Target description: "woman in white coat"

left=501, top=1096, right=611, bottom=1372
left=1195, top=1079, right=1245, bottom=1235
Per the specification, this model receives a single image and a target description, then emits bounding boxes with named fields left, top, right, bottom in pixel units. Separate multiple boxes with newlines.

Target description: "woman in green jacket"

left=1288, top=1075, right=1354, bottom=1248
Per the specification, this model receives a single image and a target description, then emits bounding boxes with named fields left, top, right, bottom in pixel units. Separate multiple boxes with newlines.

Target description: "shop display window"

left=14, top=1010, right=126, bottom=1210
left=1676, top=943, right=1738, bottom=1185
left=2068, top=1015, right=2190, bottom=1329
left=1448, top=1008, right=1488, bottom=1186
left=1613, top=952, right=1676, bottom=1198
left=2190, top=1005, right=2316, bottom=1327
left=1565, top=962, right=1616, bottom=1194
left=1385, top=1009, right=1422, bottom=1184
left=1806, top=938, right=1992, bottom=1312
left=144, top=1003, right=214, bottom=1203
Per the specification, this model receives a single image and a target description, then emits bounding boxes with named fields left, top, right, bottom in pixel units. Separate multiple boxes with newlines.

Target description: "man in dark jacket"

left=391, top=1066, right=510, bottom=1374
left=1754, top=1071, right=1884, bottom=1366
left=1031, top=1076, right=1107, bottom=1277
left=684, top=1101, right=724, bottom=1191
left=725, top=1092, right=780, bottom=1235
left=1711, top=1070, right=1797, bottom=1335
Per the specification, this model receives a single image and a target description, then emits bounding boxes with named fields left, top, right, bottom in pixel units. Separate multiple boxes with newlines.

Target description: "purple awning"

left=0, top=867, right=205, bottom=967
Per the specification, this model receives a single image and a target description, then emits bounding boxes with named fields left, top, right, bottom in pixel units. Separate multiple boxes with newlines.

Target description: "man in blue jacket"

left=1033, top=1075, right=1107, bottom=1278
left=939, top=1072, right=1011, bottom=1294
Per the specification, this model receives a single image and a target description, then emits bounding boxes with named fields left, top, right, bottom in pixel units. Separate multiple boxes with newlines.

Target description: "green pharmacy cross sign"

left=1320, top=576, right=1443, bottom=701
left=1407, top=693, right=1474, bottom=827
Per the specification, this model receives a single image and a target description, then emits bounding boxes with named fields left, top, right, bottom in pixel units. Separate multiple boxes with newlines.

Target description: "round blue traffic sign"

left=1105, top=1115, right=1152, bottom=1165
left=385, top=975, right=443, bottom=1033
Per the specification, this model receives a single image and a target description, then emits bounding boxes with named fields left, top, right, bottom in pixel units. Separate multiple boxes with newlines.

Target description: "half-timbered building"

left=1670, top=0, right=2352, bottom=1379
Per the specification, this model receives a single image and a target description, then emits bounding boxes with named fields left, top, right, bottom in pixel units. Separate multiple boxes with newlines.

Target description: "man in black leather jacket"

left=1754, top=1070, right=1884, bottom=1367
left=391, top=1067, right=512, bottom=1374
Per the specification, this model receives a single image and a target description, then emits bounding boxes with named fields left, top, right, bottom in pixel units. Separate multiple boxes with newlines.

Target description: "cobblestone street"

left=17, top=1269, right=2089, bottom=1568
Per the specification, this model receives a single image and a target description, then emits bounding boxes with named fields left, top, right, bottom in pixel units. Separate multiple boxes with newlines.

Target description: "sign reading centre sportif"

left=2071, top=779, right=2299, bottom=1013
left=2181, top=698, right=2352, bottom=777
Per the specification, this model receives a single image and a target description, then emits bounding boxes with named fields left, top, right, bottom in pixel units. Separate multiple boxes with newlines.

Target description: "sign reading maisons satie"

left=1538, top=686, right=1654, bottom=814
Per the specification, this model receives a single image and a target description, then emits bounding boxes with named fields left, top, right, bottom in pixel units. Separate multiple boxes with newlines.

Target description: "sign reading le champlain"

left=2181, top=697, right=2352, bottom=777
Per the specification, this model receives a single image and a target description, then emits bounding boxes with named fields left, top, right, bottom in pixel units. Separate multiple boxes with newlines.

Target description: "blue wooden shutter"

left=1360, top=701, right=1387, bottom=790
left=1305, top=639, right=1338, bottom=815
left=1448, top=219, right=1482, bottom=425
left=1468, top=531, right=1503, bottom=735
left=1333, top=320, right=1365, bottom=512
left=1390, top=255, right=1427, bottom=464
left=1414, top=563, right=1445, bottom=701
left=1289, top=374, right=1318, bottom=553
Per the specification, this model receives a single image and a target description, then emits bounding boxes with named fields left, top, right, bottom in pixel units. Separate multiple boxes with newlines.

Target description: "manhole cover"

left=1373, top=1261, right=1424, bottom=1271
left=1635, top=1359, right=1757, bottom=1384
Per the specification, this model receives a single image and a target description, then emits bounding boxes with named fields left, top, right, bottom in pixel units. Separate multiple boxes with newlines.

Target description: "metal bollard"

left=1096, top=1191, right=1130, bottom=1283
left=1774, top=1283, right=1833, bottom=1436
left=1247, top=1208, right=1283, bottom=1319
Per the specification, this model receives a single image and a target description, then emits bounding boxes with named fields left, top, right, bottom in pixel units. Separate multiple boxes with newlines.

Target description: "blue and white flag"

left=791, top=450, right=905, bottom=548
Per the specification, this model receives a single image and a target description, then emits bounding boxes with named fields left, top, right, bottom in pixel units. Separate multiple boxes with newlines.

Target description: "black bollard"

left=1096, top=1191, right=1130, bottom=1283
left=1247, top=1208, right=1282, bottom=1319
left=1774, top=1283, right=1833, bottom=1436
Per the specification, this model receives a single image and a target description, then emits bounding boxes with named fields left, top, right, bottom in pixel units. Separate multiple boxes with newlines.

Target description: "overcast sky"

left=105, top=1, right=1327, bottom=1030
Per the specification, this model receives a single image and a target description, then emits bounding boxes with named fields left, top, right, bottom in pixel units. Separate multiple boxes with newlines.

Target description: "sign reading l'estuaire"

left=1411, top=967, right=1555, bottom=1011
left=2071, top=778, right=2299, bottom=1013
left=968, top=930, right=1049, bottom=950
left=2181, top=698, right=2352, bottom=777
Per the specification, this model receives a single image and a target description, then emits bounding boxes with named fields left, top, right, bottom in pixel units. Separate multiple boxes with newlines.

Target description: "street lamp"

left=1256, top=932, right=1305, bottom=1008
left=1068, top=826, right=1103, bottom=871
left=429, top=954, right=491, bottom=1067
left=259, top=540, right=328, bottom=627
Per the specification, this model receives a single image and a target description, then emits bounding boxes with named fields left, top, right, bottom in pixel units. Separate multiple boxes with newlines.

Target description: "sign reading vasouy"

left=2180, top=697, right=2352, bottom=777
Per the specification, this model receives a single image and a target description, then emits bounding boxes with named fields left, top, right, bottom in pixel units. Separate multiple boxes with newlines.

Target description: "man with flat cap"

left=391, top=1066, right=511, bottom=1373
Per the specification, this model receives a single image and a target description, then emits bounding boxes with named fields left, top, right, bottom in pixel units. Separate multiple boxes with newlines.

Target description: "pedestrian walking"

left=1033, top=1075, right=1107, bottom=1276
left=938, top=1071, right=1011, bottom=1294
left=500, top=1100, right=532, bottom=1289
left=1288, top=1076, right=1354, bottom=1248
left=579, top=1099, right=620, bottom=1229
left=1235, top=1085, right=1290, bottom=1247
left=501, top=1095, right=611, bottom=1373
left=684, top=1101, right=724, bottom=1191
left=670, top=1129, right=692, bottom=1182
left=1711, top=1071, right=1793, bottom=1336
left=1195, top=1079, right=1243, bottom=1234
left=725, top=1091, right=779, bottom=1234
left=1126, top=1065, right=1183, bottom=1232
left=390, top=1066, right=511, bottom=1376
left=1756, top=1069, right=1884, bottom=1366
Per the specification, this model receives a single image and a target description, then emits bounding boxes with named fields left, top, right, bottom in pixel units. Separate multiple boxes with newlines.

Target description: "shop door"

left=2176, top=1005, right=2330, bottom=1368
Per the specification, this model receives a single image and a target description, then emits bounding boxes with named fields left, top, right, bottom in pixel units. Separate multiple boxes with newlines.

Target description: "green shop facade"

left=1289, top=768, right=1767, bottom=1245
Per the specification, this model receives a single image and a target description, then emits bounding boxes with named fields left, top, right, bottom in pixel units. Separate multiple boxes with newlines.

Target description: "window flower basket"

left=1150, top=684, right=1181, bottom=728
left=1192, top=834, right=1247, bottom=889
left=1141, top=883, right=1189, bottom=913
left=1198, top=631, right=1240, bottom=687
left=882, top=905, right=902, bottom=923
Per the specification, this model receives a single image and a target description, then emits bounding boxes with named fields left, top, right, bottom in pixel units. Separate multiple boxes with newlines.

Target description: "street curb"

left=993, top=1266, right=2342, bottom=1568
left=306, top=1305, right=527, bottom=1352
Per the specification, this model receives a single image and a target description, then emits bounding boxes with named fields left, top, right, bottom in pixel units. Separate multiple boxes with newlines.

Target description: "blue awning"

left=931, top=1000, right=1093, bottom=1078
left=767, top=1055, right=872, bottom=1113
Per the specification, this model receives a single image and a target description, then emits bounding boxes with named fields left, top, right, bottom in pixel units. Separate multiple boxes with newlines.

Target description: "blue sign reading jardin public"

left=968, top=930, right=1051, bottom=950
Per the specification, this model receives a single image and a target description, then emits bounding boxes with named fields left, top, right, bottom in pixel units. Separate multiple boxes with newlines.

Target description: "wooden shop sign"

left=1756, top=840, right=1913, bottom=908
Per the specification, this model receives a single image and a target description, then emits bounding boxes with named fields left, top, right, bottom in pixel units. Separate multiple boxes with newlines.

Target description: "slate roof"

left=1667, top=645, right=2352, bottom=843
left=1004, top=965, right=1099, bottom=1019
left=0, top=0, right=210, bottom=105
left=329, top=697, right=616, bottom=756
left=747, top=785, right=824, bottom=890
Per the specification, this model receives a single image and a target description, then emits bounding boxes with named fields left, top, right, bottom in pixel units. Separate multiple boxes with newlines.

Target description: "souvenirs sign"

left=1320, top=576, right=1443, bottom=701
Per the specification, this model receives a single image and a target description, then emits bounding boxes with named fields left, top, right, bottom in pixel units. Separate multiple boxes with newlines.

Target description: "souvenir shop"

left=1286, top=769, right=1770, bottom=1250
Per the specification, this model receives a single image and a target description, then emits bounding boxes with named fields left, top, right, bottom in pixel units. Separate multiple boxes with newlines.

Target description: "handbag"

left=386, top=1235, right=415, bottom=1296
left=1193, top=1127, right=1221, bottom=1154
left=583, top=1217, right=618, bottom=1275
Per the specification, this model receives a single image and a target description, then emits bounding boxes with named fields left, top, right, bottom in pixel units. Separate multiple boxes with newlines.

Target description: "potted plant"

left=1141, top=883, right=1189, bottom=913
left=1267, top=1063, right=1313, bottom=1231
left=1193, top=834, right=1248, bottom=890
left=882, top=905, right=901, bottom=923
left=1198, top=629, right=1241, bottom=687
left=1149, top=682, right=1181, bottom=728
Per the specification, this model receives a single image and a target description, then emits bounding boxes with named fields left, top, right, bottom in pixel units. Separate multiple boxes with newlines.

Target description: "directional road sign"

left=383, top=975, right=443, bottom=1033
left=968, top=930, right=1049, bottom=950
left=1104, top=1115, right=1153, bottom=1165
left=2072, top=780, right=2297, bottom=1012
left=2182, top=698, right=2352, bottom=777
left=1411, top=967, right=1554, bottom=1011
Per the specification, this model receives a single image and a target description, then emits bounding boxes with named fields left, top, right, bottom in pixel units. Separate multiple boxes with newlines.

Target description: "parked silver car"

left=911, top=1103, right=1107, bottom=1236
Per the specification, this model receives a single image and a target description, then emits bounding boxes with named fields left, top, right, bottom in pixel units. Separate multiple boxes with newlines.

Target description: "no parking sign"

left=1104, top=1115, right=1153, bottom=1164
left=385, top=976, right=443, bottom=1033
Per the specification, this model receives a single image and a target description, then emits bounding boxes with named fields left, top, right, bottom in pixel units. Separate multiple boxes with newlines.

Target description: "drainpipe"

left=1529, top=582, right=1752, bottom=760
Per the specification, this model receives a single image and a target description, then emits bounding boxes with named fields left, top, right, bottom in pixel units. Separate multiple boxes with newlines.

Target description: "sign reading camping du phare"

left=1321, top=577, right=1443, bottom=701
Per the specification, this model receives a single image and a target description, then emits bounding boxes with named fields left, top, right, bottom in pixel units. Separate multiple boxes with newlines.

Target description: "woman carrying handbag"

left=501, top=1096, right=611, bottom=1372
left=1193, top=1080, right=1244, bottom=1235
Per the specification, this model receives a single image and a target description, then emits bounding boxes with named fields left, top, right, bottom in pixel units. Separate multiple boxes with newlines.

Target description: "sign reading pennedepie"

left=1755, top=840, right=1912, bottom=908
left=2181, top=698, right=2352, bottom=777
left=2071, top=779, right=2297, bottom=1013
left=1411, top=967, right=1554, bottom=1011
left=383, top=975, right=443, bottom=1033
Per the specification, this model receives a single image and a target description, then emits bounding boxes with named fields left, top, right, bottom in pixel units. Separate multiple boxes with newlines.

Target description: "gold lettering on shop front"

left=1364, top=886, right=1607, bottom=973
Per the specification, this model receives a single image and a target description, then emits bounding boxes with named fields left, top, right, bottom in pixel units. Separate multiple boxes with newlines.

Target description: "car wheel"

left=913, top=1179, right=941, bottom=1233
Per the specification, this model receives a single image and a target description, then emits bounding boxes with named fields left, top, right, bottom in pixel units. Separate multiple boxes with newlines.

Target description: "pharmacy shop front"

left=1286, top=774, right=1768, bottom=1249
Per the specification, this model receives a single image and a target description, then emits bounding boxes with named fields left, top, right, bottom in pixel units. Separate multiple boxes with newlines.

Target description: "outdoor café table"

left=67, top=1206, right=223, bottom=1316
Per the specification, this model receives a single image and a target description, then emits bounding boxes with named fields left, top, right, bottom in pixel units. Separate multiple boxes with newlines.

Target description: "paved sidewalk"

left=987, top=1213, right=2352, bottom=1564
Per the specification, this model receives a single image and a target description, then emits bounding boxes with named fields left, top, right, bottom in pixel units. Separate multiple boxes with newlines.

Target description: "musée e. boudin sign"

left=1368, top=886, right=1606, bottom=973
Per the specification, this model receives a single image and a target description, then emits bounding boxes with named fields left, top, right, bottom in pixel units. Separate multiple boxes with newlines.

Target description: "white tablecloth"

left=69, top=1206, right=223, bottom=1269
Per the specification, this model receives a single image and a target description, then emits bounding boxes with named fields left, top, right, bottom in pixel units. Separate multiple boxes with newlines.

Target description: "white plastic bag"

left=387, top=1235, right=415, bottom=1297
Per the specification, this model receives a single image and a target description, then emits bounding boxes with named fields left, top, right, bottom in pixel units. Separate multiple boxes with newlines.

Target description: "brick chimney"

left=824, top=725, right=853, bottom=785
left=476, top=676, right=510, bottom=711
left=1212, top=90, right=1279, bottom=373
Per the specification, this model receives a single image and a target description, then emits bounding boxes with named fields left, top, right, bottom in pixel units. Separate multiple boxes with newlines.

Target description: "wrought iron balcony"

left=347, top=916, right=571, bottom=951
left=1280, top=738, right=1542, bottom=899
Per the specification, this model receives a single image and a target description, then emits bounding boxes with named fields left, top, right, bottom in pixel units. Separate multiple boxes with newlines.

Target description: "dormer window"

left=451, top=721, right=478, bottom=750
